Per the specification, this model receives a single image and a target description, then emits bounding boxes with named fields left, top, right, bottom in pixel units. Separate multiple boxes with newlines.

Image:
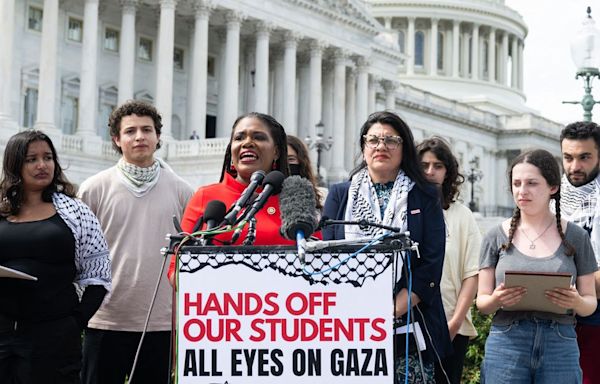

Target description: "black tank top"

left=0, top=213, right=77, bottom=322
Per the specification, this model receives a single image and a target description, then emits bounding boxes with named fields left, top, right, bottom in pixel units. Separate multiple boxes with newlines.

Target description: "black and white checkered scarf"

left=343, top=168, right=414, bottom=240
left=116, top=158, right=161, bottom=197
left=561, top=173, right=600, bottom=265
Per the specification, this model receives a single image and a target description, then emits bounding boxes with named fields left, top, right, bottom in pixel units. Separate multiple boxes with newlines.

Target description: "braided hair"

left=501, top=149, right=575, bottom=255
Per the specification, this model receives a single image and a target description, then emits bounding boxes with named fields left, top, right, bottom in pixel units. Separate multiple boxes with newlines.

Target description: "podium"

left=175, top=244, right=401, bottom=384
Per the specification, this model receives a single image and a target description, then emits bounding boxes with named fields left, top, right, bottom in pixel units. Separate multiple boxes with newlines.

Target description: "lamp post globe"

left=564, top=7, right=600, bottom=121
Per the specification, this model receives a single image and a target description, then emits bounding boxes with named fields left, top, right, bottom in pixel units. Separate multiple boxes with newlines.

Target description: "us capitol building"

left=0, top=0, right=562, bottom=216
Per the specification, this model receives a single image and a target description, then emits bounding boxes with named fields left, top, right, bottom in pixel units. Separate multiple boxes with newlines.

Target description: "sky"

left=504, top=0, right=596, bottom=124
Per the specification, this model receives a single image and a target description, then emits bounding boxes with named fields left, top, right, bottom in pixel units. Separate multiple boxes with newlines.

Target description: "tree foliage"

left=461, top=304, right=493, bottom=384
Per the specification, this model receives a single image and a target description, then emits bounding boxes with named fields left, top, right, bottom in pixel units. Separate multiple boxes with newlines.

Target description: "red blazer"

left=167, top=173, right=296, bottom=279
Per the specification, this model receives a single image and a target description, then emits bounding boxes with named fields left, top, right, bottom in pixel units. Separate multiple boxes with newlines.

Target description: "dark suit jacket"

left=322, top=181, right=452, bottom=361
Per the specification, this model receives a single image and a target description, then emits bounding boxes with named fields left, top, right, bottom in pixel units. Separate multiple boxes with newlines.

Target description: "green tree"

left=461, top=304, right=492, bottom=384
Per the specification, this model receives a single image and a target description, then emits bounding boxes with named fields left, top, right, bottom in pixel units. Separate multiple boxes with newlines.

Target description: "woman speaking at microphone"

left=167, top=112, right=295, bottom=283
left=322, top=111, right=451, bottom=383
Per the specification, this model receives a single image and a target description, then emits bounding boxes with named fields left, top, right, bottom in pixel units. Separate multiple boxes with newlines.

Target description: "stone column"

left=355, top=57, right=369, bottom=126
left=35, top=0, right=60, bottom=132
left=511, top=35, right=518, bottom=88
left=189, top=1, right=213, bottom=139
left=254, top=22, right=272, bottom=113
left=155, top=0, right=177, bottom=139
left=452, top=20, right=460, bottom=78
left=429, top=18, right=438, bottom=75
left=216, top=31, right=227, bottom=136
left=368, top=76, right=377, bottom=114
left=471, top=23, right=479, bottom=80
left=488, top=27, right=496, bottom=82
left=331, top=50, right=347, bottom=178
left=77, top=0, right=99, bottom=136
left=221, top=11, right=244, bottom=136
left=118, top=0, right=137, bottom=104
left=309, top=41, right=325, bottom=137
left=0, top=0, right=16, bottom=124
left=345, top=68, right=356, bottom=169
left=384, top=80, right=396, bottom=110
left=518, top=39, right=524, bottom=90
left=501, top=31, right=509, bottom=86
left=384, top=17, right=392, bottom=30
left=283, top=31, right=301, bottom=135
left=272, top=49, right=284, bottom=121
left=461, top=31, right=469, bottom=77
left=406, top=17, right=415, bottom=75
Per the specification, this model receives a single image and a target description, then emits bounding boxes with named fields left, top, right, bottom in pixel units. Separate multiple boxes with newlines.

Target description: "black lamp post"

left=305, top=121, right=333, bottom=186
left=467, top=157, right=483, bottom=212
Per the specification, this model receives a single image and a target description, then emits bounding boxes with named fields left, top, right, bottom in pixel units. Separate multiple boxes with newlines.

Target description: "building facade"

left=0, top=0, right=563, bottom=216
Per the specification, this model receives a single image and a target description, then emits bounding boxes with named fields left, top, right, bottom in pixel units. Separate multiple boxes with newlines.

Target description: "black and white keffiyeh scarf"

left=116, top=157, right=162, bottom=197
left=343, top=168, right=414, bottom=240
left=561, top=173, right=600, bottom=265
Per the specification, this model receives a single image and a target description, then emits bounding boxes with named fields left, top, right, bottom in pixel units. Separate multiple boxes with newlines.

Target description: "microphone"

left=231, top=171, right=286, bottom=244
left=221, top=170, right=266, bottom=225
left=201, top=200, right=227, bottom=245
left=279, top=175, right=318, bottom=263
left=239, top=170, right=285, bottom=223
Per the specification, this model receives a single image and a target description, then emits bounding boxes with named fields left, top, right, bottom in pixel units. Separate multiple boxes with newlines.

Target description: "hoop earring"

left=272, top=160, right=277, bottom=170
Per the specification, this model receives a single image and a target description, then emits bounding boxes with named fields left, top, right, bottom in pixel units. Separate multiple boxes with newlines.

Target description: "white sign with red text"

left=176, top=255, right=394, bottom=384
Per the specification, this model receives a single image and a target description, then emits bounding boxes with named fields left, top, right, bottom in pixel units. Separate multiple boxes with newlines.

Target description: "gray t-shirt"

left=480, top=221, right=598, bottom=324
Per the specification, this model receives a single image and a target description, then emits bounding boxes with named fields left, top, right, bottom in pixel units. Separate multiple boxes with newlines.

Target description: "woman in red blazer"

left=167, top=112, right=295, bottom=282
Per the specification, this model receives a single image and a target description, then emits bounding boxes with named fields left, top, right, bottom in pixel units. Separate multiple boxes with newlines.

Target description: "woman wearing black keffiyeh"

left=322, top=111, right=451, bottom=383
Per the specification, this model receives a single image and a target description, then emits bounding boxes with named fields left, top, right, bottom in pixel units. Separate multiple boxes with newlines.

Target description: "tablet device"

left=0, top=265, right=37, bottom=281
left=503, top=270, right=572, bottom=314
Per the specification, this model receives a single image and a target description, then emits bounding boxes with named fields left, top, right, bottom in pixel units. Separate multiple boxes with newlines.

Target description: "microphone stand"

left=320, top=218, right=404, bottom=233
left=242, top=218, right=257, bottom=245
left=315, top=217, right=420, bottom=372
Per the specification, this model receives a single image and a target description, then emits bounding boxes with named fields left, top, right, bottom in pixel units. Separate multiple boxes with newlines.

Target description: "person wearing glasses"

left=322, top=111, right=451, bottom=383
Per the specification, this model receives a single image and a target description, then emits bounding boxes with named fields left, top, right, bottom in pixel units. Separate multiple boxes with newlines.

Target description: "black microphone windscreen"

left=279, top=176, right=318, bottom=240
left=204, top=200, right=227, bottom=224
left=263, top=170, right=286, bottom=195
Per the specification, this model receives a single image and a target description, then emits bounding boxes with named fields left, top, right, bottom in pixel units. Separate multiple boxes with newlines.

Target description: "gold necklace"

left=519, top=219, right=555, bottom=250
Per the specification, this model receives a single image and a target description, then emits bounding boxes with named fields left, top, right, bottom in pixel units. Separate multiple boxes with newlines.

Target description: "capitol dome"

left=367, top=0, right=529, bottom=115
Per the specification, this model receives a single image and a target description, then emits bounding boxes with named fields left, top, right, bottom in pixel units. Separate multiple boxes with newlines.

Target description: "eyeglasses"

left=363, top=134, right=403, bottom=150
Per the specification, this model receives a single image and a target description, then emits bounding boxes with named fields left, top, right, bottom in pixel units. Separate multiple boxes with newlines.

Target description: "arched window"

left=398, top=30, right=405, bottom=54
left=437, top=31, right=444, bottom=71
left=415, top=31, right=425, bottom=67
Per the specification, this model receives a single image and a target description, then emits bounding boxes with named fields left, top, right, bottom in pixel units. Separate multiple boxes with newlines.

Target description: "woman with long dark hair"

left=417, top=137, right=481, bottom=384
left=0, top=130, right=111, bottom=383
left=286, top=135, right=324, bottom=209
left=322, top=111, right=451, bottom=383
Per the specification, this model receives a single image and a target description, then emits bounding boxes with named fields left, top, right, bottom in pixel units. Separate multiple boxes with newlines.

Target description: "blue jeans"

left=481, top=318, right=582, bottom=384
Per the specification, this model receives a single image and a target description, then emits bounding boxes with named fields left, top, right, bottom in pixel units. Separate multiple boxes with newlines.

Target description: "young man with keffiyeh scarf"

left=78, top=101, right=194, bottom=384
left=560, top=121, right=600, bottom=384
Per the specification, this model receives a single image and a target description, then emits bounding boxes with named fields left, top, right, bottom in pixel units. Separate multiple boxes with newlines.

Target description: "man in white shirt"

left=79, top=100, right=193, bottom=384
left=560, top=121, right=600, bottom=384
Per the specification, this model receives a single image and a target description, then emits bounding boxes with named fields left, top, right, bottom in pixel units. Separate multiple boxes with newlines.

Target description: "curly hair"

left=108, top=100, right=163, bottom=153
left=560, top=121, right=600, bottom=150
left=287, top=135, right=323, bottom=210
left=417, top=136, right=464, bottom=209
left=0, top=130, right=75, bottom=216
left=219, top=112, right=289, bottom=182
left=502, top=149, right=574, bottom=256
left=350, top=111, right=429, bottom=190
